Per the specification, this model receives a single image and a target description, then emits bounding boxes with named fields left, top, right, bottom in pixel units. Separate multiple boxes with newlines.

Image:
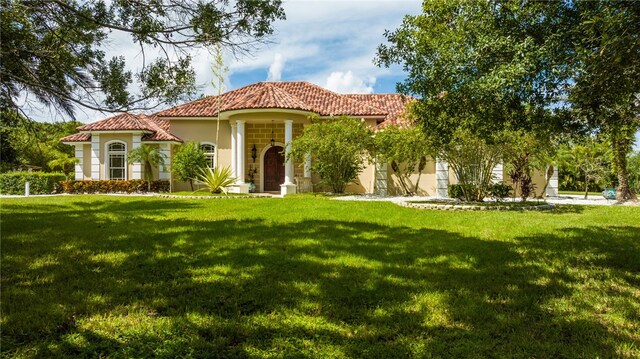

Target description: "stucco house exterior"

left=61, top=81, right=558, bottom=196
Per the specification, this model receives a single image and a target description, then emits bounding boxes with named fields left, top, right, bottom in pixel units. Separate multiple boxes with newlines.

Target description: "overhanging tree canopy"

left=376, top=0, right=639, bottom=200
left=0, top=0, right=285, bottom=119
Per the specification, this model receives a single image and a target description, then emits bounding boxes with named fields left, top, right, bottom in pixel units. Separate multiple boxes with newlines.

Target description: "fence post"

left=25, top=181, right=30, bottom=197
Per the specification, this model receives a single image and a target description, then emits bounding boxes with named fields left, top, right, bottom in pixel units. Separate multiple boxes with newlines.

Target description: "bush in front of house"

left=59, top=180, right=170, bottom=194
left=290, top=116, right=374, bottom=194
left=0, top=171, right=67, bottom=194
left=489, top=182, right=512, bottom=202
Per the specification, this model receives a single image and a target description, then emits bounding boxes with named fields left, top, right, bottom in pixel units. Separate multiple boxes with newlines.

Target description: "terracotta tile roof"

left=64, top=113, right=182, bottom=143
left=60, top=133, right=91, bottom=142
left=156, top=81, right=388, bottom=117
left=344, top=94, right=413, bottom=126
left=77, top=113, right=151, bottom=131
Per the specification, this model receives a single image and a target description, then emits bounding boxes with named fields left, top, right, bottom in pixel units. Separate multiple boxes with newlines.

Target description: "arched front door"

left=263, top=146, right=285, bottom=191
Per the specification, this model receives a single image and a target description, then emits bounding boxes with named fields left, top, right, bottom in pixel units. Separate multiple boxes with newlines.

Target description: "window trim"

left=105, top=140, right=127, bottom=180
left=200, top=142, right=216, bottom=169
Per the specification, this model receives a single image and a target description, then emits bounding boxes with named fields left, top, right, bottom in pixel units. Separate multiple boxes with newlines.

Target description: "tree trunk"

left=584, top=176, right=589, bottom=200
left=189, top=179, right=194, bottom=191
left=612, top=131, right=637, bottom=201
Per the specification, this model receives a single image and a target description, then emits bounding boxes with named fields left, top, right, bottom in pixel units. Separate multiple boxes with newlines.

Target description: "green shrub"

left=59, top=180, right=169, bottom=194
left=196, top=166, right=236, bottom=194
left=0, top=172, right=66, bottom=194
left=489, top=182, right=512, bottom=202
left=448, top=184, right=465, bottom=200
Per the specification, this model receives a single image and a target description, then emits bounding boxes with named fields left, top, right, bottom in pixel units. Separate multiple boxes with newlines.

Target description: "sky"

left=42, top=0, right=421, bottom=125
left=21, top=0, right=640, bottom=149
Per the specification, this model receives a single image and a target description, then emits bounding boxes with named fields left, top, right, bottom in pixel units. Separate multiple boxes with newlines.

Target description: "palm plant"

left=196, top=166, right=236, bottom=194
left=127, top=144, right=166, bottom=191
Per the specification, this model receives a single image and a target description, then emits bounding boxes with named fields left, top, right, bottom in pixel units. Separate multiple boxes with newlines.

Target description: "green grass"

left=1, top=196, right=639, bottom=358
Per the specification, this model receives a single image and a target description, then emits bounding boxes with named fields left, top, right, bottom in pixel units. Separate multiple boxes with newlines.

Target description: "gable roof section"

left=156, top=81, right=388, bottom=118
left=61, top=113, right=182, bottom=142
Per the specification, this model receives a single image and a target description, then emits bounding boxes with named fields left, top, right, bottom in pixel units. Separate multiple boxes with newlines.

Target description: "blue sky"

left=22, top=0, right=640, bottom=149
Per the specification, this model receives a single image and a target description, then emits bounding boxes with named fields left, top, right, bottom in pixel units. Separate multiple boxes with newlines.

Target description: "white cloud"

left=324, top=71, right=375, bottom=94
left=267, top=53, right=285, bottom=81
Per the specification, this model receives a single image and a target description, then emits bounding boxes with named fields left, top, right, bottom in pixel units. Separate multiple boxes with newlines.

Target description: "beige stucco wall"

left=501, top=168, right=548, bottom=198
left=82, top=144, right=91, bottom=180
left=386, top=158, right=437, bottom=196
left=168, top=119, right=232, bottom=191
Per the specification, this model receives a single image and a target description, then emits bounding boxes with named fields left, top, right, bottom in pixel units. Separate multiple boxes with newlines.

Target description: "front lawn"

left=1, top=196, right=639, bottom=358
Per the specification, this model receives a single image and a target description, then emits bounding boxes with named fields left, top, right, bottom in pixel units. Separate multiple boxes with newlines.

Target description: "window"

left=200, top=143, right=216, bottom=169
left=107, top=141, right=126, bottom=180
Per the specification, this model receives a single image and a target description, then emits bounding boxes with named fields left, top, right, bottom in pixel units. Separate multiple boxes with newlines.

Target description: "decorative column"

left=74, top=144, right=84, bottom=180
left=435, top=158, right=449, bottom=198
left=228, top=120, right=249, bottom=194
left=374, top=157, right=388, bottom=196
left=492, top=162, right=504, bottom=183
left=91, top=134, right=100, bottom=180
left=230, top=123, right=237, bottom=179
left=281, top=119, right=297, bottom=195
left=131, top=134, right=142, bottom=180
left=546, top=166, right=559, bottom=197
left=159, top=143, right=171, bottom=180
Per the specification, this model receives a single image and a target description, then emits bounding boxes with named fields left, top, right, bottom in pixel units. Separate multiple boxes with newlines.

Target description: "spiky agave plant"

left=196, top=166, right=236, bottom=194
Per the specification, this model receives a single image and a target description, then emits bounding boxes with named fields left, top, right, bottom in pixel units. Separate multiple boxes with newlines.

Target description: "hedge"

left=59, top=180, right=170, bottom=194
left=0, top=172, right=67, bottom=195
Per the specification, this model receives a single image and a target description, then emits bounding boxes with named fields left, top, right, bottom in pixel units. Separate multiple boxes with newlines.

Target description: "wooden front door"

left=263, top=146, right=285, bottom=191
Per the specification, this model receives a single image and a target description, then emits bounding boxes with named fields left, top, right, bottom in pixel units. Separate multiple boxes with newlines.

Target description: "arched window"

left=106, top=141, right=127, bottom=180
left=200, top=143, right=216, bottom=169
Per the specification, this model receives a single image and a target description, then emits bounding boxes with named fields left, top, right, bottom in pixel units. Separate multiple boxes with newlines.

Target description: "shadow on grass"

left=1, top=199, right=638, bottom=357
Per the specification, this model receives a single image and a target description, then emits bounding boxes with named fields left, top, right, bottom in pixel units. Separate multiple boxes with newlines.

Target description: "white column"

left=374, top=156, right=388, bottom=196
left=304, top=153, right=311, bottom=177
left=435, top=158, right=449, bottom=198
left=159, top=143, right=171, bottom=180
left=281, top=119, right=297, bottom=195
left=284, top=120, right=294, bottom=184
left=131, top=134, right=142, bottom=180
left=492, top=162, right=504, bottom=183
left=74, top=144, right=84, bottom=180
left=236, top=120, right=245, bottom=184
left=91, top=134, right=100, bottom=180
left=231, top=123, right=237, bottom=179
left=546, top=166, right=559, bottom=197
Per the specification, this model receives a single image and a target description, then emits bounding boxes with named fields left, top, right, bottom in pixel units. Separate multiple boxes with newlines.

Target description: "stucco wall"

left=386, top=158, right=437, bottom=196
left=82, top=144, right=91, bottom=180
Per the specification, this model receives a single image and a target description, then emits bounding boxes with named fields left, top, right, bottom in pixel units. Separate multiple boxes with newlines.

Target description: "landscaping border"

left=400, top=201, right=555, bottom=211
left=155, top=194, right=267, bottom=199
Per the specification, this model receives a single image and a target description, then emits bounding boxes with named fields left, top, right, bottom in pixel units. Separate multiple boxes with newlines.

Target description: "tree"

left=1, top=0, right=285, bottom=120
left=628, top=151, right=640, bottom=193
left=558, top=139, right=612, bottom=199
left=289, top=117, right=374, bottom=194
left=438, top=130, right=504, bottom=202
left=172, top=142, right=207, bottom=191
left=0, top=110, right=80, bottom=171
left=376, top=0, right=639, bottom=201
left=567, top=1, right=640, bottom=200
left=127, top=144, right=166, bottom=191
left=211, top=44, right=228, bottom=165
left=376, top=1, right=569, bottom=150
left=374, top=125, right=433, bottom=195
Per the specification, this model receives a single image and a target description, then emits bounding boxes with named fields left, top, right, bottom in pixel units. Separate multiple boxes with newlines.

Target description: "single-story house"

left=61, top=81, right=558, bottom=196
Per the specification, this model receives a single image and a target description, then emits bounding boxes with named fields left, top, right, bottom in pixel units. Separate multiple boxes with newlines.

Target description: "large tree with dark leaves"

left=0, top=0, right=285, bottom=119
left=376, top=0, right=639, bottom=200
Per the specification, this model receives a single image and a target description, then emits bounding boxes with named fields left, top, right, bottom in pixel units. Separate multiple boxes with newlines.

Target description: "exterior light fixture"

left=270, top=120, right=275, bottom=147
left=251, top=144, right=257, bottom=162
